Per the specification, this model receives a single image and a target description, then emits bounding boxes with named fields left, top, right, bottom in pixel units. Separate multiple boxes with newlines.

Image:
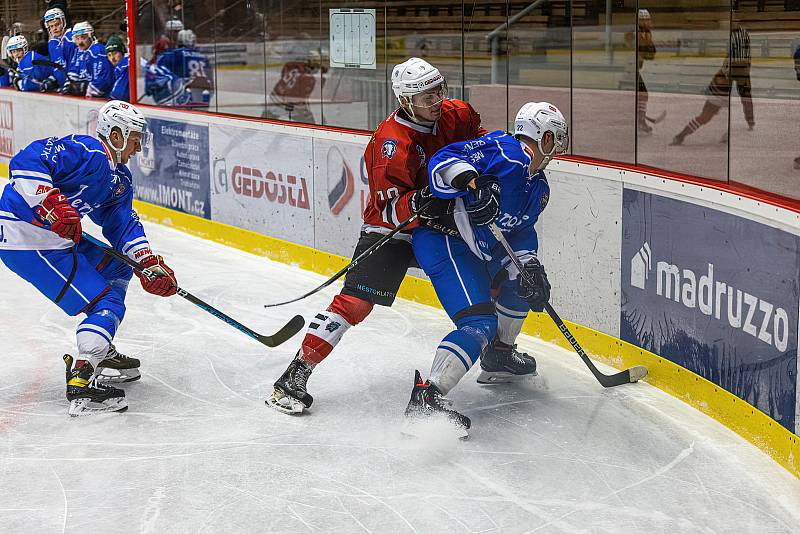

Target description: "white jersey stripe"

left=11, top=170, right=52, bottom=180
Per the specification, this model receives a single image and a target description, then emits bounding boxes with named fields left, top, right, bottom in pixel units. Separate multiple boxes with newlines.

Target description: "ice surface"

left=1, top=222, right=799, bottom=533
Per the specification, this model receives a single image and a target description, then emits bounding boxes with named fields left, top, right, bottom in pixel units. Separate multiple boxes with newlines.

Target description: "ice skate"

left=64, top=355, right=128, bottom=417
left=404, top=370, right=470, bottom=439
left=477, top=343, right=537, bottom=384
left=96, top=344, right=141, bottom=383
left=267, top=355, right=313, bottom=414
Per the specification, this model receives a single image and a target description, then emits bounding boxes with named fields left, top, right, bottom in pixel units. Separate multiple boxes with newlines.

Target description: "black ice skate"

left=64, top=355, right=127, bottom=417
left=96, top=344, right=141, bottom=383
left=477, top=342, right=538, bottom=384
left=267, top=354, right=314, bottom=414
left=404, top=370, right=470, bottom=438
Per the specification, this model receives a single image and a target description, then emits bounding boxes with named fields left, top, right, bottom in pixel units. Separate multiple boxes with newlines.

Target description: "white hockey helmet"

left=43, top=7, right=66, bottom=25
left=514, top=102, right=569, bottom=169
left=165, top=19, right=184, bottom=32
left=72, top=21, right=94, bottom=37
left=391, top=57, right=446, bottom=102
left=5, top=35, right=29, bottom=58
left=97, top=100, right=151, bottom=161
left=638, top=9, right=651, bottom=20
left=176, top=29, right=196, bottom=47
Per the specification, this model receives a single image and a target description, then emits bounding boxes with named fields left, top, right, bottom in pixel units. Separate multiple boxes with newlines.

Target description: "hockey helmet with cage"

left=391, top=57, right=446, bottom=103
left=176, top=29, right=196, bottom=48
left=5, top=35, right=29, bottom=58
left=514, top=102, right=569, bottom=170
left=97, top=100, right=151, bottom=162
left=72, top=21, right=94, bottom=37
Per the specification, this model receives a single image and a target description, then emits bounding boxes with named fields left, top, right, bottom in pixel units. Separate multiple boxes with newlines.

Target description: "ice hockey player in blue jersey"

left=63, top=21, right=113, bottom=97
left=41, top=7, right=76, bottom=91
left=106, top=35, right=130, bottom=102
left=405, top=102, right=569, bottom=435
left=4, top=35, right=56, bottom=92
left=0, top=101, right=178, bottom=416
left=153, top=29, right=213, bottom=109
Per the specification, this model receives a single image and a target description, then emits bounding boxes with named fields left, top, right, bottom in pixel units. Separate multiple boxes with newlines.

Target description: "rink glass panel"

left=461, top=0, right=509, bottom=132
left=208, top=0, right=268, bottom=118
left=571, top=2, right=635, bottom=163
left=728, top=6, right=800, bottom=199
left=507, top=1, right=571, bottom=146
left=634, top=1, right=731, bottom=182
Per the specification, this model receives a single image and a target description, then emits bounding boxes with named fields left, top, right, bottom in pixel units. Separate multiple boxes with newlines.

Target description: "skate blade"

left=68, top=397, right=128, bottom=417
left=266, top=393, right=306, bottom=415
left=95, top=368, right=141, bottom=383
left=401, top=416, right=469, bottom=441
left=476, top=369, right=537, bottom=385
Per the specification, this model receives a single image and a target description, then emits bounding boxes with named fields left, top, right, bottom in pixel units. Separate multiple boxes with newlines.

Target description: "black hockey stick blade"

left=257, top=314, right=305, bottom=347
left=488, top=224, right=647, bottom=388
left=645, top=110, right=667, bottom=124
left=82, top=233, right=304, bottom=349
left=546, top=304, right=648, bottom=388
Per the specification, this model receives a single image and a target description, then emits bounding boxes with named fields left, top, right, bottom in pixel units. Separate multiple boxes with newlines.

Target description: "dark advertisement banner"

left=130, top=118, right=210, bottom=219
left=621, top=189, right=799, bottom=430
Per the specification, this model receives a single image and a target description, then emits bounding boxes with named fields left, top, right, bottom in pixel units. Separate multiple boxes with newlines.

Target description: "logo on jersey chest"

left=382, top=139, right=397, bottom=159
left=415, top=144, right=426, bottom=166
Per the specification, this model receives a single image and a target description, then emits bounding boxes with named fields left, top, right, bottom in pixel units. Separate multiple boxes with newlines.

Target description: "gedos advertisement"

left=621, top=188, right=799, bottom=431
left=130, top=118, right=211, bottom=219
left=210, top=123, right=314, bottom=246
left=312, top=138, right=369, bottom=257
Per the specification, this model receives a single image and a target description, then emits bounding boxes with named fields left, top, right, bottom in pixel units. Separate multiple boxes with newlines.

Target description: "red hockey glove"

left=136, top=254, right=178, bottom=297
left=35, top=188, right=81, bottom=243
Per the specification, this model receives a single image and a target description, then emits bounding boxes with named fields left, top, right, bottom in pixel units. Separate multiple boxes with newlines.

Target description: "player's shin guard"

left=298, top=294, right=373, bottom=366
left=76, top=308, right=120, bottom=370
left=429, top=314, right=495, bottom=395
left=270, top=294, right=374, bottom=414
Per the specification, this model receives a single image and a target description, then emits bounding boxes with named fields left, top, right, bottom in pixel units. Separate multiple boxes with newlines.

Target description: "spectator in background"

left=5, top=35, right=57, bottom=92
left=155, top=29, right=213, bottom=109
left=106, top=35, right=129, bottom=102
left=151, top=18, right=183, bottom=62
left=671, top=26, right=754, bottom=146
left=628, top=9, right=665, bottom=134
left=42, top=7, right=75, bottom=91
left=262, top=49, right=327, bottom=124
left=794, top=45, right=800, bottom=170
left=64, top=21, right=113, bottom=98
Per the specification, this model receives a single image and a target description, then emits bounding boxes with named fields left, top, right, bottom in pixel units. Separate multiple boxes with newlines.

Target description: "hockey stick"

left=263, top=211, right=422, bottom=308
left=645, top=110, right=666, bottom=124
left=82, top=233, right=304, bottom=348
left=488, top=224, right=648, bottom=388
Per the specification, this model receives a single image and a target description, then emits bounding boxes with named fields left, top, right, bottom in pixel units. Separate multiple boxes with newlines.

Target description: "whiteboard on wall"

left=329, top=9, right=376, bottom=69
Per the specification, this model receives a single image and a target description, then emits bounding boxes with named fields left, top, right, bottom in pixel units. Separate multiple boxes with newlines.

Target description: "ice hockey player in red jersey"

left=268, top=57, right=492, bottom=413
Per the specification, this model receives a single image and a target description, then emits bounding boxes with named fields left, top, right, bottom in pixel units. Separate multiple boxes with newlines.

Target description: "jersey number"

left=376, top=187, right=400, bottom=225
left=187, top=59, right=206, bottom=78
left=0, top=224, right=5, bottom=243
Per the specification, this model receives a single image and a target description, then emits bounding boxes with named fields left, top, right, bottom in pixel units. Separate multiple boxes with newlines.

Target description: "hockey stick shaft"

left=488, top=224, right=647, bottom=387
left=263, top=212, right=420, bottom=308
left=82, top=233, right=304, bottom=348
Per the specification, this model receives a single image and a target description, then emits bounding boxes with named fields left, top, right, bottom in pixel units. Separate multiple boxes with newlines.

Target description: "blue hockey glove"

left=465, top=176, right=500, bottom=226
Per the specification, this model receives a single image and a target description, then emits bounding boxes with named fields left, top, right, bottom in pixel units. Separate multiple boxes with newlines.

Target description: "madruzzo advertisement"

left=621, top=188, right=799, bottom=430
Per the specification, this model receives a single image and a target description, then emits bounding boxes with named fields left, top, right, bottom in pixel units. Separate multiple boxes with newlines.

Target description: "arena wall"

left=0, top=89, right=797, bottom=477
